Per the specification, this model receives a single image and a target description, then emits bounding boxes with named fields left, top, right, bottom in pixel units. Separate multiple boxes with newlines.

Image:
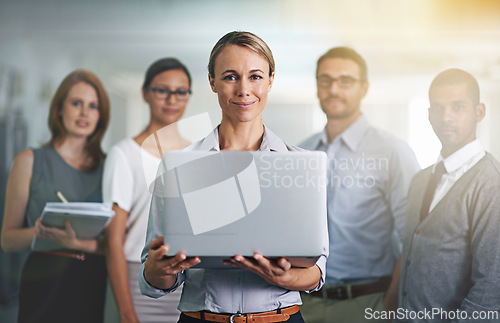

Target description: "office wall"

left=0, top=0, right=499, bottom=163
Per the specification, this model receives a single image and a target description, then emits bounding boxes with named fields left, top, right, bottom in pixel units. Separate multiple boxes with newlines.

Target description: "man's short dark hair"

left=316, top=47, right=368, bottom=81
left=429, top=68, right=480, bottom=105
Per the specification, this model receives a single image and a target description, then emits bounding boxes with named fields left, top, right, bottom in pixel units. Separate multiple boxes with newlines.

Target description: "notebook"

left=152, top=150, right=328, bottom=268
left=31, top=202, right=115, bottom=251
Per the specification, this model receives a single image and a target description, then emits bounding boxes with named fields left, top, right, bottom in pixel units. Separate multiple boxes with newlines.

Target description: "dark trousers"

left=177, top=311, right=305, bottom=323
left=18, top=251, right=106, bottom=323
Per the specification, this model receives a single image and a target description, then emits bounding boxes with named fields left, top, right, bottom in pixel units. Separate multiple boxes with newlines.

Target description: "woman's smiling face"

left=209, top=44, right=274, bottom=125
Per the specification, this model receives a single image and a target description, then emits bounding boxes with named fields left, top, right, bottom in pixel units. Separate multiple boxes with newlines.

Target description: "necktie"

left=420, top=162, right=446, bottom=222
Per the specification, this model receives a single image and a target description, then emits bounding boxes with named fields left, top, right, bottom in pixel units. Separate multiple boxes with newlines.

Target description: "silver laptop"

left=153, top=150, right=327, bottom=268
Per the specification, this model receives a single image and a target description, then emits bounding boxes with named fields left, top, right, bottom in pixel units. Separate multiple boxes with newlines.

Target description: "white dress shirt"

left=430, top=140, right=485, bottom=212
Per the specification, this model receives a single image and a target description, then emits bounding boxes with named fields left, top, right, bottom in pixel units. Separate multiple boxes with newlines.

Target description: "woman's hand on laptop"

left=144, top=236, right=200, bottom=290
left=224, top=253, right=291, bottom=286
left=224, top=253, right=318, bottom=291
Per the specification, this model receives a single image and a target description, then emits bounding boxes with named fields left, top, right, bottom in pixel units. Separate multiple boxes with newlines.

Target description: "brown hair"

left=142, top=57, right=192, bottom=90
left=48, top=69, right=110, bottom=171
left=208, top=31, right=275, bottom=78
left=317, top=47, right=368, bottom=82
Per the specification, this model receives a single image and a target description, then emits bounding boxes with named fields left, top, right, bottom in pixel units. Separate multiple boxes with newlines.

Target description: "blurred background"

left=0, top=0, right=499, bottom=320
left=1, top=0, right=500, bottom=168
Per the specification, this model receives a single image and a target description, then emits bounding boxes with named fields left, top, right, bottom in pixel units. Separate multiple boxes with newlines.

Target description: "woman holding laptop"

left=139, top=31, right=328, bottom=323
left=1, top=70, right=110, bottom=323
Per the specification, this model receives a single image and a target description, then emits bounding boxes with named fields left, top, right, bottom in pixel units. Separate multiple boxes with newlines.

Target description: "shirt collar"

left=259, top=126, right=289, bottom=152
left=318, top=130, right=329, bottom=148
left=198, top=127, right=220, bottom=151
left=320, top=115, right=369, bottom=152
left=435, top=139, right=485, bottom=173
left=198, top=125, right=288, bottom=152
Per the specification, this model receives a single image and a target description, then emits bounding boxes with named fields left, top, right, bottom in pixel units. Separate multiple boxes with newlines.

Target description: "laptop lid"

left=152, top=150, right=327, bottom=268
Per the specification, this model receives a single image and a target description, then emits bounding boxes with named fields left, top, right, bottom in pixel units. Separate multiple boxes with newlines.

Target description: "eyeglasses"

left=147, top=87, right=192, bottom=101
left=316, top=75, right=361, bottom=89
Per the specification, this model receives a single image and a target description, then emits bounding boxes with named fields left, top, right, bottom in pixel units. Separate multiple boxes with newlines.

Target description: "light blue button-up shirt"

left=300, top=115, right=419, bottom=284
left=139, top=125, right=328, bottom=313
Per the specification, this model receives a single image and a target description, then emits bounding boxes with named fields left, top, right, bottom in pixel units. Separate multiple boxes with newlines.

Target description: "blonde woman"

left=140, top=32, right=328, bottom=323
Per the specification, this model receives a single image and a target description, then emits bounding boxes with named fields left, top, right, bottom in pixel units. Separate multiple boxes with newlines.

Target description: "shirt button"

left=406, top=260, right=410, bottom=266
left=402, top=291, right=407, bottom=297
left=415, top=229, right=420, bottom=235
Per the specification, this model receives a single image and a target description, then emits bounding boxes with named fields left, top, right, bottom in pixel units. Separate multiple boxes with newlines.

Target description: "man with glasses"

left=299, top=47, right=420, bottom=322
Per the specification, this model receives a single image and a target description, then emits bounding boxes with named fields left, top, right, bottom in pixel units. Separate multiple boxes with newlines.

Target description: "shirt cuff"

left=138, top=262, right=184, bottom=298
left=304, top=254, right=327, bottom=293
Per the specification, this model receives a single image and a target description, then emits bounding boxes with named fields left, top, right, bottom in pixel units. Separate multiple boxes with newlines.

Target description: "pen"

left=56, top=191, right=69, bottom=203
